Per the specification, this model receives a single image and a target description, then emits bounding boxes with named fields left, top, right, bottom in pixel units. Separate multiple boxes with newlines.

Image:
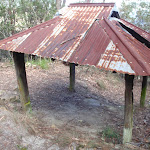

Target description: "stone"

left=115, top=144, right=121, bottom=149
left=83, top=98, right=100, bottom=107
left=0, top=90, right=5, bottom=96
left=0, top=90, right=20, bottom=103
left=48, top=144, right=60, bottom=150
left=22, top=136, right=46, bottom=150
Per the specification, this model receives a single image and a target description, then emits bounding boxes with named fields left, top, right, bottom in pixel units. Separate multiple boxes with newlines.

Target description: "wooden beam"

left=69, top=63, right=75, bottom=91
left=123, top=74, right=134, bottom=144
left=140, top=76, right=148, bottom=108
left=13, top=52, right=31, bottom=112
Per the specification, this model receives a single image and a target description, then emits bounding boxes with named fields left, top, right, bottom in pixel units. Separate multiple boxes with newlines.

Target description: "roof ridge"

left=69, top=3, right=115, bottom=7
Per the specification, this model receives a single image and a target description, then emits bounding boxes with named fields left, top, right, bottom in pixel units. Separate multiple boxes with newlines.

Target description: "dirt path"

left=0, top=61, right=149, bottom=150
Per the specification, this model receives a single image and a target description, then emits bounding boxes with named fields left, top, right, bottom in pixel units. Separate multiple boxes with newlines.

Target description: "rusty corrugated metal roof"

left=0, top=3, right=113, bottom=58
left=0, top=3, right=150, bottom=76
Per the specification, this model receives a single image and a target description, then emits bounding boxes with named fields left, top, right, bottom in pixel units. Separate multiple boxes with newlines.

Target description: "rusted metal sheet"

left=0, top=3, right=150, bottom=76
left=0, top=17, right=61, bottom=53
left=100, top=18, right=150, bottom=76
left=68, top=20, right=111, bottom=66
left=69, top=17, right=150, bottom=76
left=97, top=40, right=135, bottom=74
left=68, top=18, right=136, bottom=75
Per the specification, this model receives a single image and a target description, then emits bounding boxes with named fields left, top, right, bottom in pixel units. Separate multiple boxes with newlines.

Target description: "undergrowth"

left=26, top=58, right=51, bottom=69
left=17, top=145, right=28, bottom=150
left=102, top=127, right=121, bottom=144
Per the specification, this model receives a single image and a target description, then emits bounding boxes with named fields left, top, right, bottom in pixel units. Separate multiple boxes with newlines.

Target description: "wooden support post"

left=123, top=74, right=134, bottom=144
left=69, top=63, right=75, bottom=92
left=140, top=76, right=148, bottom=108
left=13, top=52, right=31, bottom=112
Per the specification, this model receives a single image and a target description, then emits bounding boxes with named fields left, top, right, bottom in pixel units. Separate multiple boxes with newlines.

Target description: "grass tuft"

left=102, top=127, right=121, bottom=144
left=17, top=145, right=28, bottom=150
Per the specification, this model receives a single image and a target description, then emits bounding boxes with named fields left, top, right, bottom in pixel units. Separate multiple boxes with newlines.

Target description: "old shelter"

left=0, top=3, right=150, bottom=144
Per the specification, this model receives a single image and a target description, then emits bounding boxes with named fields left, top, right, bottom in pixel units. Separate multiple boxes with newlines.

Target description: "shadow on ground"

left=29, top=74, right=124, bottom=136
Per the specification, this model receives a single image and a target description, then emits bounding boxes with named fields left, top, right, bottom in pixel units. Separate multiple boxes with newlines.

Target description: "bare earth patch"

left=0, top=61, right=149, bottom=150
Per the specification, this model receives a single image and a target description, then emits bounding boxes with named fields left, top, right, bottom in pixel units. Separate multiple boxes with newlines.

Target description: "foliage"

left=0, top=0, right=57, bottom=39
left=0, top=0, right=18, bottom=39
left=27, top=58, right=51, bottom=69
left=119, top=1, right=150, bottom=32
left=18, top=0, right=56, bottom=29
left=102, top=127, right=121, bottom=144
left=0, top=49, right=12, bottom=61
left=86, top=140, right=99, bottom=148
left=0, top=0, right=57, bottom=61
left=17, top=145, right=28, bottom=150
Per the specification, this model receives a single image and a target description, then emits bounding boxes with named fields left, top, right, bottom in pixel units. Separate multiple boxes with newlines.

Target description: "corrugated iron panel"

left=0, top=17, right=61, bottom=53
left=40, top=6, right=107, bottom=60
left=68, top=18, right=136, bottom=75
left=97, top=40, right=135, bottom=74
left=100, top=18, right=150, bottom=76
left=69, top=16, right=150, bottom=75
left=68, top=19, right=110, bottom=66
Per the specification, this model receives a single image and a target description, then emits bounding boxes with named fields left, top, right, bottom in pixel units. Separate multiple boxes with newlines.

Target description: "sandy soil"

left=0, top=61, right=149, bottom=150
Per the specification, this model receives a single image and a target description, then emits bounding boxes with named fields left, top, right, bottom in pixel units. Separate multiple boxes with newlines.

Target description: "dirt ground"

left=0, top=61, right=149, bottom=150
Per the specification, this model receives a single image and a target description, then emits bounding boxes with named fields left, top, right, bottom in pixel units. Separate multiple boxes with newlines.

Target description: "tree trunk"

left=69, top=63, right=75, bottom=92
left=123, top=74, right=134, bottom=144
left=9, top=0, right=15, bottom=35
left=62, top=0, right=66, bottom=7
left=56, top=0, right=61, bottom=10
left=13, top=52, right=31, bottom=112
left=85, top=0, right=91, bottom=2
left=140, top=76, right=148, bottom=108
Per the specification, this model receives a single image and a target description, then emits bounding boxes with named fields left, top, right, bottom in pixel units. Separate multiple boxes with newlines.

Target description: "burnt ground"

left=0, top=61, right=150, bottom=150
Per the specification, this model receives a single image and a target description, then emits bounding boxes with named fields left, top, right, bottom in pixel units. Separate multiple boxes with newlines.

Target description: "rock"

left=106, top=106, right=118, bottom=112
left=48, top=144, right=60, bottom=150
left=0, top=90, right=20, bottom=103
left=22, top=136, right=46, bottom=150
left=0, top=90, right=5, bottom=96
left=83, top=98, right=100, bottom=107
left=125, top=143, right=140, bottom=149
left=115, top=144, right=121, bottom=149
left=69, top=143, right=76, bottom=150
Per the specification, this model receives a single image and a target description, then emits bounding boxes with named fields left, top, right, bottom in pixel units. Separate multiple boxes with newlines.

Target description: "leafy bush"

left=27, top=58, right=51, bottom=69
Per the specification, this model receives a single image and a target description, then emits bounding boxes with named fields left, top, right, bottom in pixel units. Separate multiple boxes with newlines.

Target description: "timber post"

left=140, top=76, right=148, bottom=108
left=13, top=52, right=31, bottom=112
left=123, top=74, right=134, bottom=144
left=69, top=63, right=75, bottom=92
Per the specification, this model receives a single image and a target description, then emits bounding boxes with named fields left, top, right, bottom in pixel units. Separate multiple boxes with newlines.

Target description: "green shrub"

left=102, top=127, right=121, bottom=144
left=27, top=58, right=51, bottom=69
